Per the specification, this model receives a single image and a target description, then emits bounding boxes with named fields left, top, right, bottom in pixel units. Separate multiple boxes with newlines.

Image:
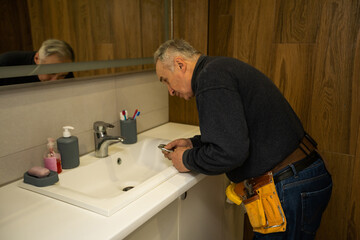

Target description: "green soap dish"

left=23, top=170, right=59, bottom=187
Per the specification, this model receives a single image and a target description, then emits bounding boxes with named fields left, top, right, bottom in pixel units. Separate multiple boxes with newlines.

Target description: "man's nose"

left=167, top=86, right=175, bottom=96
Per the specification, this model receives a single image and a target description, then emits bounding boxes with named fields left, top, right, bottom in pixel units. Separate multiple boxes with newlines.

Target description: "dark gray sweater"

left=182, top=56, right=304, bottom=182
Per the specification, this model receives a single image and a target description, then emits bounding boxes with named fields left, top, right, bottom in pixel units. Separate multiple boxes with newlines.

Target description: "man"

left=154, top=39, right=332, bottom=239
left=0, top=39, right=75, bottom=86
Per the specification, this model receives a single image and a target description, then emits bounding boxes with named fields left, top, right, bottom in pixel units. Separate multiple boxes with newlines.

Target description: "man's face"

left=156, top=60, right=194, bottom=100
left=34, top=53, right=72, bottom=82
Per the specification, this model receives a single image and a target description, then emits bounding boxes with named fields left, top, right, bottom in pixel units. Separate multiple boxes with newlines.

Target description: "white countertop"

left=0, top=123, right=204, bottom=240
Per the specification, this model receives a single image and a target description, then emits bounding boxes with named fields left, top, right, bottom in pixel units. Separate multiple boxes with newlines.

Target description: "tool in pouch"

left=226, top=171, right=286, bottom=234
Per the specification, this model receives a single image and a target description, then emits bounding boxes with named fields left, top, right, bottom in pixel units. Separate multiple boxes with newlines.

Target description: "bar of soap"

left=27, top=166, right=50, bottom=178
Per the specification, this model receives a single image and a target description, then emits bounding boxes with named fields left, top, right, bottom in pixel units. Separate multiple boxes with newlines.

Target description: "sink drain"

left=122, top=186, right=134, bottom=191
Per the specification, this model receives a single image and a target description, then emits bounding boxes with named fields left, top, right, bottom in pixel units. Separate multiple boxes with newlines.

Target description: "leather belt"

left=272, top=134, right=319, bottom=183
left=273, top=151, right=319, bottom=183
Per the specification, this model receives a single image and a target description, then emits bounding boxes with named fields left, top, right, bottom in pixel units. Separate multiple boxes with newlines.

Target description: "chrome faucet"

left=93, top=121, right=124, bottom=158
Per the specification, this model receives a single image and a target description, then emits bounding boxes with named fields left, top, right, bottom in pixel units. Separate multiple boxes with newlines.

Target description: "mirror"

left=0, top=0, right=169, bottom=87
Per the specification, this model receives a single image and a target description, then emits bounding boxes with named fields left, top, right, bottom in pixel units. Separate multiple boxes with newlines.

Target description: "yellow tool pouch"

left=227, top=172, right=287, bottom=234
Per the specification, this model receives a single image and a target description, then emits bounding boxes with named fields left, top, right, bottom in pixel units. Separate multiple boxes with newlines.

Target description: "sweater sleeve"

left=183, top=86, right=250, bottom=175
left=190, top=135, right=202, bottom=148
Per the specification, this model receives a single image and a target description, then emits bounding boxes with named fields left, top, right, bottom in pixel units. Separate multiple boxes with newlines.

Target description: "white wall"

left=0, top=71, right=168, bottom=186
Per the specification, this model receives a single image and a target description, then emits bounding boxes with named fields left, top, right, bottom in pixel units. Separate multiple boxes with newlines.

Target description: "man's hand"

left=162, top=138, right=193, bottom=172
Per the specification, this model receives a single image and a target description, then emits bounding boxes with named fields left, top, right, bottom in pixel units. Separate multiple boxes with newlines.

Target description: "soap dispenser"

left=44, top=138, right=62, bottom=173
left=57, top=126, right=80, bottom=169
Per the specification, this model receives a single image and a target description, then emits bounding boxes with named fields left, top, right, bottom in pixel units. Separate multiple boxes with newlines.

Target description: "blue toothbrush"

left=133, top=111, right=140, bottom=120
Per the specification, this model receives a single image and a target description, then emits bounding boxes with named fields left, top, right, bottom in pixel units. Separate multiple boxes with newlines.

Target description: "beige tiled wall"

left=0, top=71, right=168, bottom=186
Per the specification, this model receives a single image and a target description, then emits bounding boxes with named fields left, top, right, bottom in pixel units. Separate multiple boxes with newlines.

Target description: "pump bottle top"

left=47, top=138, right=56, bottom=150
left=62, top=126, right=74, bottom=137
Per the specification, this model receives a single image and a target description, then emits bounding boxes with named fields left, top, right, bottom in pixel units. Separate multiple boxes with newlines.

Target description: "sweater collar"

left=191, top=55, right=207, bottom=93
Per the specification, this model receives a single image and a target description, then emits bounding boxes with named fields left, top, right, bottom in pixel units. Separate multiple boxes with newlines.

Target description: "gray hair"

left=154, top=39, right=201, bottom=71
left=38, top=39, right=75, bottom=62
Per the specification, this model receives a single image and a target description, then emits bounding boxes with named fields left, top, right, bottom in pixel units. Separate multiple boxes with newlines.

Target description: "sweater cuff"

left=182, top=149, right=193, bottom=171
left=190, top=135, right=202, bottom=148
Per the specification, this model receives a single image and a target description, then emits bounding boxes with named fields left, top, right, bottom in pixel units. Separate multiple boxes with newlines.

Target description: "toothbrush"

left=120, top=111, right=125, bottom=121
left=133, top=111, right=140, bottom=120
left=122, top=110, right=127, bottom=120
left=132, top=109, right=138, bottom=119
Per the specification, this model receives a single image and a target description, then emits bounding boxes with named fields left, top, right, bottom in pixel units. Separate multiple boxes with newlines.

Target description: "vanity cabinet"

left=178, top=175, right=224, bottom=239
left=124, top=175, right=243, bottom=240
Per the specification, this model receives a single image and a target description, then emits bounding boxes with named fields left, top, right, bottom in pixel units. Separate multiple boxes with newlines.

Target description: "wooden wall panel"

left=316, top=152, right=355, bottom=239
left=0, top=0, right=33, bottom=54
left=90, top=0, right=115, bottom=75
left=233, top=0, right=276, bottom=76
left=348, top=18, right=360, bottom=240
left=90, top=1, right=113, bottom=43
left=351, top=24, right=360, bottom=156
left=72, top=0, right=96, bottom=76
left=272, top=44, right=314, bottom=129
left=26, top=0, right=165, bottom=77
left=274, top=0, right=323, bottom=43
left=27, top=0, right=73, bottom=50
left=173, top=0, right=208, bottom=53
left=208, top=0, right=235, bottom=57
left=169, top=0, right=209, bottom=125
left=309, top=0, right=359, bottom=154
left=112, top=0, right=143, bottom=74
left=141, top=0, right=165, bottom=70
left=171, top=0, right=360, bottom=239
left=348, top=156, right=360, bottom=239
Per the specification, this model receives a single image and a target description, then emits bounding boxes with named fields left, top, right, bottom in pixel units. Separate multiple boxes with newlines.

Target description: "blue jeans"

left=254, top=158, right=332, bottom=240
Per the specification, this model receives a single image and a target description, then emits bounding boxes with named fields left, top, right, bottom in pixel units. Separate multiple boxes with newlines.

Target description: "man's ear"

left=174, top=57, right=186, bottom=72
left=34, top=52, right=40, bottom=64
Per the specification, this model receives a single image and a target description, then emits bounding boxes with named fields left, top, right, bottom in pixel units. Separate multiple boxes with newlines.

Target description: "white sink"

left=19, top=136, right=177, bottom=216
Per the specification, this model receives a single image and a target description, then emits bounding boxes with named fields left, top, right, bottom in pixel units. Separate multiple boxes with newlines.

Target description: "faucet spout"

left=96, top=136, right=124, bottom=158
left=93, top=121, right=125, bottom=158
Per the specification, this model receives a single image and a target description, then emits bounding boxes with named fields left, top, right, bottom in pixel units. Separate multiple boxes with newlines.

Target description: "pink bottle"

left=44, top=138, right=62, bottom=173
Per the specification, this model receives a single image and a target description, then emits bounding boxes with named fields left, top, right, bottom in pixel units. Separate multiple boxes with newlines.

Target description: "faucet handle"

left=93, top=121, right=114, bottom=133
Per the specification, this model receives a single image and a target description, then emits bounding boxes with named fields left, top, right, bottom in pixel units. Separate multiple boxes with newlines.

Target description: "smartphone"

left=158, top=144, right=174, bottom=153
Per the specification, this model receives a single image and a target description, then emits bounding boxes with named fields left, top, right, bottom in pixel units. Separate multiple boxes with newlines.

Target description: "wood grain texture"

left=315, top=151, right=355, bottom=240
left=169, top=0, right=209, bottom=125
left=274, top=0, right=323, bottom=43
left=26, top=0, right=164, bottom=77
left=208, top=0, right=235, bottom=57
left=173, top=0, right=208, bottom=54
left=141, top=0, right=165, bottom=70
left=309, top=0, right=360, bottom=154
left=112, top=0, right=143, bottom=74
left=272, top=44, right=314, bottom=132
left=348, top=155, right=360, bottom=240
left=171, top=1, right=360, bottom=239
left=0, top=0, right=33, bottom=53
left=348, top=19, right=360, bottom=240
left=351, top=20, right=360, bottom=157
left=233, top=0, right=276, bottom=76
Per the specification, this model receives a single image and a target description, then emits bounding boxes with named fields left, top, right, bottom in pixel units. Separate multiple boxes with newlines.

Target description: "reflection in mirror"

left=0, top=39, right=75, bottom=86
left=0, top=0, right=168, bottom=87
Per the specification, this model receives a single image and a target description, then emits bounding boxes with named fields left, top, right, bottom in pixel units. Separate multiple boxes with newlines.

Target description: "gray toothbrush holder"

left=120, top=119, right=137, bottom=144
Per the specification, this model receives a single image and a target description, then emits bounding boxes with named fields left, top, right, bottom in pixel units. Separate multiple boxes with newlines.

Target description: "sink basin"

left=19, top=136, right=177, bottom=216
